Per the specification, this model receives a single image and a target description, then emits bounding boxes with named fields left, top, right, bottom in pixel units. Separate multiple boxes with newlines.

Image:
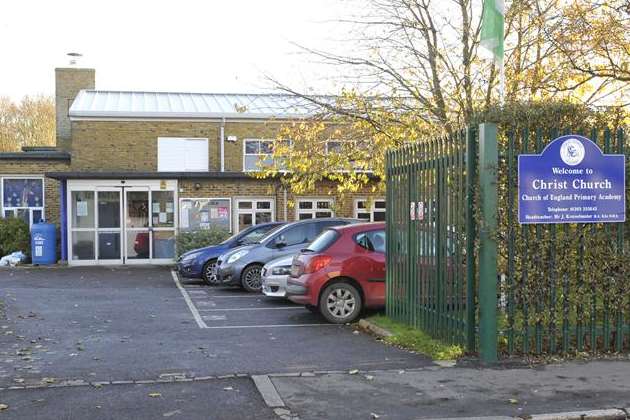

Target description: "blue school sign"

left=518, top=135, right=626, bottom=224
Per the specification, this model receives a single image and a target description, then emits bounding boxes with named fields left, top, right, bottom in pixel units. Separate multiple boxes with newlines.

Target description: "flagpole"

left=498, top=59, right=505, bottom=107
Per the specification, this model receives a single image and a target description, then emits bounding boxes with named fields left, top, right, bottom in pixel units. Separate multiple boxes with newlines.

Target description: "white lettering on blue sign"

left=518, top=135, right=626, bottom=224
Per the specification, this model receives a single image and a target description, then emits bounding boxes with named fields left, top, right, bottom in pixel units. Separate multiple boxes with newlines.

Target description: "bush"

left=176, top=226, right=231, bottom=258
left=0, top=218, right=30, bottom=257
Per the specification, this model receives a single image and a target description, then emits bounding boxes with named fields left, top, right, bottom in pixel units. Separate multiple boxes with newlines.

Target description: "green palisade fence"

left=386, top=127, right=477, bottom=350
left=387, top=124, right=629, bottom=358
left=499, top=127, right=629, bottom=355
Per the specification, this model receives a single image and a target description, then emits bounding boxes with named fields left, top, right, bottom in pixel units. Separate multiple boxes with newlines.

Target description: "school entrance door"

left=66, top=180, right=177, bottom=265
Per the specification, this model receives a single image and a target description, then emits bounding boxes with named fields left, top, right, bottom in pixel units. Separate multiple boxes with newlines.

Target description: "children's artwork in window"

left=3, top=179, right=43, bottom=208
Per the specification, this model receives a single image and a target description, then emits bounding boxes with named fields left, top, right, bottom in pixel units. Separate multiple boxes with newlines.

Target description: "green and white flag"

left=480, top=0, right=505, bottom=64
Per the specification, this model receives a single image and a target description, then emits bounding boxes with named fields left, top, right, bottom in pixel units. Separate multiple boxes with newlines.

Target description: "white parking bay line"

left=203, top=324, right=337, bottom=329
left=171, top=270, right=208, bottom=329
left=204, top=295, right=262, bottom=298
left=198, top=307, right=303, bottom=312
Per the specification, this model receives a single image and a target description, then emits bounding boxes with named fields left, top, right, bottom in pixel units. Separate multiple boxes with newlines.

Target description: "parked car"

left=286, top=222, right=386, bottom=324
left=176, top=222, right=285, bottom=284
left=261, top=255, right=293, bottom=298
left=216, top=218, right=359, bottom=292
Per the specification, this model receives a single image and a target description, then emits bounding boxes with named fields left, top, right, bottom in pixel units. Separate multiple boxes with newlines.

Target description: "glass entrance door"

left=125, top=188, right=151, bottom=262
left=68, top=181, right=176, bottom=265
left=124, top=188, right=176, bottom=263
left=96, top=189, right=123, bottom=263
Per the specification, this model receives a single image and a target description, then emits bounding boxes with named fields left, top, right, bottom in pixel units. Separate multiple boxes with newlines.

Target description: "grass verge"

left=367, top=315, right=463, bottom=360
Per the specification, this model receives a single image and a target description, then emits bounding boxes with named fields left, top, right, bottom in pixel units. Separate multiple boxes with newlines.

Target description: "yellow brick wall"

left=71, top=120, right=292, bottom=172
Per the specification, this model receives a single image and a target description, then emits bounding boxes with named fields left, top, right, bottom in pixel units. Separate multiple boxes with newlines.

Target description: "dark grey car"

left=216, top=218, right=358, bottom=292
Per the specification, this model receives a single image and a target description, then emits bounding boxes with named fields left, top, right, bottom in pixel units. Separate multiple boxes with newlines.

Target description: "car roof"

left=330, top=222, right=385, bottom=234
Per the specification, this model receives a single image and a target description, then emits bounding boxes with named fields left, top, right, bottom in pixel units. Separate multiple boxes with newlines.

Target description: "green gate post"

left=478, top=123, right=498, bottom=363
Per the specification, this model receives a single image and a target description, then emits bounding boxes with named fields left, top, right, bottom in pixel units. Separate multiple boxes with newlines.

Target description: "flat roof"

left=45, top=171, right=255, bottom=180
left=69, top=90, right=333, bottom=120
left=0, top=151, right=71, bottom=161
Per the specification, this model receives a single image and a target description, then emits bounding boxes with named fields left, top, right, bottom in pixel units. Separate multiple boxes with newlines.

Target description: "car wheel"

left=202, top=259, right=219, bottom=285
left=241, top=264, right=263, bottom=293
left=319, top=282, right=363, bottom=324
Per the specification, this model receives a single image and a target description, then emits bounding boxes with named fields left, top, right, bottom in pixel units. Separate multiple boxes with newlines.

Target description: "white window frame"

left=243, top=139, right=274, bottom=172
left=234, top=198, right=275, bottom=232
left=295, top=198, right=335, bottom=221
left=157, top=137, right=209, bottom=172
left=354, top=198, right=386, bottom=222
left=1, top=176, right=46, bottom=227
left=179, top=197, right=232, bottom=233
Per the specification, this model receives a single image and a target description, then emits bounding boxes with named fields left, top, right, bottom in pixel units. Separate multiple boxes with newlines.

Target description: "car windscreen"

left=305, top=229, right=339, bottom=253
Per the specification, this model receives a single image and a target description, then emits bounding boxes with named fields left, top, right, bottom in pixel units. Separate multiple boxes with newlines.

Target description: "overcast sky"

left=1, top=0, right=354, bottom=100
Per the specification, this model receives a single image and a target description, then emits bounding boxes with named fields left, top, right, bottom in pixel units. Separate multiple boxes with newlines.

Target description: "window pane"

left=255, top=212, right=272, bottom=224
left=327, top=141, right=342, bottom=153
left=260, top=141, right=273, bottom=154
left=126, top=191, right=149, bottom=228
left=298, top=213, right=313, bottom=220
left=152, top=191, right=174, bottom=228
left=239, top=213, right=253, bottom=231
left=244, top=155, right=259, bottom=171
left=357, top=212, right=371, bottom=220
left=98, top=232, right=121, bottom=260
left=256, top=201, right=271, bottom=210
left=3, top=210, right=14, bottom=218
left=153, top=231, right=175, bottom=259
left=238, top=201, right=253, bottom=209
left=298, top=201, right=313, bottom=209
left=245, top=140, right=260, bottom=154
left=373, top=212, right=386, bottom=222
left=375, top=200, right=386, bottom=209
left=3, top=178, right=43, bottom=208
left=16, top=209, right=29, bottom=225
left=357, top=201, right=367, bottom=209
left=32, top=209, right=43, bottom=224
left=72, top=231, right=95, bottom=260
left=316, top=201, right=331, bottom=209
left=127, top=231, right=149, bottom=259
left=98, top=192, right=120, bottom=228
left=315, top=211, right=332, bottom=218
left=72, top=191, right=95, bottom=228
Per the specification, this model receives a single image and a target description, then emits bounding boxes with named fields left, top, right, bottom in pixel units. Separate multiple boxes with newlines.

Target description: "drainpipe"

left=60, top=180, right=67, bottom=262
left=283, top=187, right=288, bottom=221
left=220, top=117, right=225, bottom=172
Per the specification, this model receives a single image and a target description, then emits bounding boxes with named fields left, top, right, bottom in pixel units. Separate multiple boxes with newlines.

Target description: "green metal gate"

left=385, top=127, right=478, bottom=351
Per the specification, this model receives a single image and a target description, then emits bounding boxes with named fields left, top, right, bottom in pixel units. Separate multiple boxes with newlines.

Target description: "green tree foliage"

left=0, top=218, right=30, bottom=256
left=175, top=226, right=231, bottom=258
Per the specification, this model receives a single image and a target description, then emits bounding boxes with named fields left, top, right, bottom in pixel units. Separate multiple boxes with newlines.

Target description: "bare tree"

left=0, top=96, right=55, bottom=152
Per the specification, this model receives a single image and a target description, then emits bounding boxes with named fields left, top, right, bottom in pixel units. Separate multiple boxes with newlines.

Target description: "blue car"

left=176, top=222, right=285, bottom=284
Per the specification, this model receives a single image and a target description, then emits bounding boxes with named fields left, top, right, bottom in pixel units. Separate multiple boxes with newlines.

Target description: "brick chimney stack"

left=55, top=67, right=95, bottom=151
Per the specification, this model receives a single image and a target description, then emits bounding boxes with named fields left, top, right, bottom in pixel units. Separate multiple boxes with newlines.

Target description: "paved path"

left=270, top=359, right=630, bottom=419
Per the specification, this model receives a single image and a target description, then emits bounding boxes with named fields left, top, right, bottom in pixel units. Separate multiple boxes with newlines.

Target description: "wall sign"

left=518, top=135, right=625, bottom=224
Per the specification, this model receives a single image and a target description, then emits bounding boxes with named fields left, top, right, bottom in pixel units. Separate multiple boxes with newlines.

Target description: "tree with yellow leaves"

left=0, top=96, right=55, bottom=152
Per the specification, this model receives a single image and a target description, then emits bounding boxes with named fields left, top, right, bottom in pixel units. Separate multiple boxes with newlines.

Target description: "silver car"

left=261, top=255, right=294, bottom=298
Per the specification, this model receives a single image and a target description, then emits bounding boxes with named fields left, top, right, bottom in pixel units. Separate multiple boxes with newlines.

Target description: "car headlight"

left=271, top=266, right=291, bottom=276
left=181, top=253, right=199, bottom=264
left=227, top=249, right=249, bottom=264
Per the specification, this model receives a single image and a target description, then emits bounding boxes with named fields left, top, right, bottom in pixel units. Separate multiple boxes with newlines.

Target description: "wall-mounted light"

left=194, top=182, right=201, bottom=191
left=227, top=135, right=238, bottom=142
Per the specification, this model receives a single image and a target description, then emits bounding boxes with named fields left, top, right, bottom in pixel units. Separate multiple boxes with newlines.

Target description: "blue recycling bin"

left=31, top=222, right=56, bottom=265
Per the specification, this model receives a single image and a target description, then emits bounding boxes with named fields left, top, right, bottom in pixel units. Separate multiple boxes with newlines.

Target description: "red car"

left=286, top=222, right=386, bottom=324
